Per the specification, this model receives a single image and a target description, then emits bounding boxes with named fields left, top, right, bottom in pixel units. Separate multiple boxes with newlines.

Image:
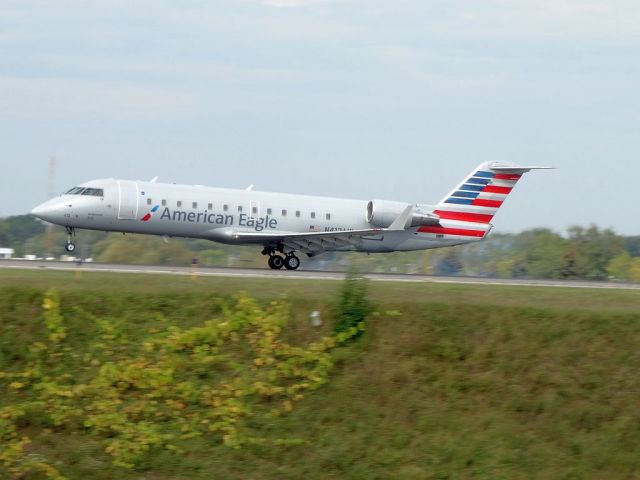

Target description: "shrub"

left=331, top=269, right=372, bottom=341
left=0, top=289, right=365, bottom=476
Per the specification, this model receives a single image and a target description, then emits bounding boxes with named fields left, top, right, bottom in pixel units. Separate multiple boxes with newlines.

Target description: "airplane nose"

left=30, top=204, right=45, bottom=217
left=31, top=201, right=63, bottom=222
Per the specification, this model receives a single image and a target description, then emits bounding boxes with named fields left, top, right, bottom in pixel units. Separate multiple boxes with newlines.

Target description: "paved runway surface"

left=1, top=259, right=639, bottom=290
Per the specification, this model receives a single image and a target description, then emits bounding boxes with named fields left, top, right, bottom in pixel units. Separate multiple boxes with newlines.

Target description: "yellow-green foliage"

left=0, top=290, right=359, bottom=477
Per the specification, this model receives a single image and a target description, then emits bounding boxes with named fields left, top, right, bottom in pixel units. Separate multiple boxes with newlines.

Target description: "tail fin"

left=419, top=161, right=552, bottom=239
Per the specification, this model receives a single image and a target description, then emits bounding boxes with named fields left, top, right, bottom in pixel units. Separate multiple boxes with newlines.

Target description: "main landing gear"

left=65, top=226, right=76, bottom=253
left=262, top=245, right=300, bottom=270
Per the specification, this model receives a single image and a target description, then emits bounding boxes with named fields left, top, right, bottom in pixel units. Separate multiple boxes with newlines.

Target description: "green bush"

left=331, top=269, right=372, bottom=340
left=0, top=290, right=365, bottom=477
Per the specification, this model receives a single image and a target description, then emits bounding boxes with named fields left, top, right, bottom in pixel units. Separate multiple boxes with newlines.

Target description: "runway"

left=1, top=259, right=639, bottom=290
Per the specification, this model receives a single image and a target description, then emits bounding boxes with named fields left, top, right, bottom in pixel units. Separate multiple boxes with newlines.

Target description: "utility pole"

left=45, top=156, right=56, bottom=258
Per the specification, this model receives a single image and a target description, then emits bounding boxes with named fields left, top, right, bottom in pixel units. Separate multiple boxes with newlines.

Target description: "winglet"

left=150, top=176, right=159, bottom=183
left=387, top=205, right=413, bottom=231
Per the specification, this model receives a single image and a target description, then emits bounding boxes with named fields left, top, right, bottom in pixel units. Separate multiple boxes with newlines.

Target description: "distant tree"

left=607, top=252, right=632, bottom=280
left=0, top=215, right=46, bottom=255
left=96, top=235, right=193, bottom=266
left=436, top=249, right=463, bottom=276
left=495, top=258, right=516, bottom=278
left=198, top=249, right=227, bottom=267
left=630, top=258, right=640, bottom=282
left=623, top=236, right=640, bottom=257
left=566, top=226, right=624, bottom=280
left=517, top=229, right=569, bottom=279
left=457, top=233, right=514, bottom=277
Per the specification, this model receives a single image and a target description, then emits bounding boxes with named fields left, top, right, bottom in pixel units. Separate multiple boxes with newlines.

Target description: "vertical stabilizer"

left=418, top=162, right=552, bottom=240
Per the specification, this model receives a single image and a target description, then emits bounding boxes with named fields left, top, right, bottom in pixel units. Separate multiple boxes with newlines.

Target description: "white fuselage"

left=31, top=178, right=472, bottom=254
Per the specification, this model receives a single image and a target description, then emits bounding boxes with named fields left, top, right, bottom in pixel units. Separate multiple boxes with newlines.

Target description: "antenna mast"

left=45, top=156, right=56, bottom=258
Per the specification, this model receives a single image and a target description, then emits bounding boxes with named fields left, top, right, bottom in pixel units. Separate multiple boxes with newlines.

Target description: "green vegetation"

left=0, top=216, right=47, bottom=257
left=3, top=215, right=640, bottom=281
left=1, top=270, right=640, bottom=479
left=1, top=290, right=355, bottom=477
left=331, top=269, right=371, bottom=339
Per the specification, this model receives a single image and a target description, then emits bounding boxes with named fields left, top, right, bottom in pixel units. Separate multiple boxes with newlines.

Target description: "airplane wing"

left=230, top=205, right=414, bottom=256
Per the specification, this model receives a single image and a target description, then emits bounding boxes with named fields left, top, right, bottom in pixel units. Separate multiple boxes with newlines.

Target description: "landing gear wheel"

left=268, top=255, right=284, bottom=270
left=284, top=254, right=300, bottom=270
left=65, top=226, right=76, bottom=254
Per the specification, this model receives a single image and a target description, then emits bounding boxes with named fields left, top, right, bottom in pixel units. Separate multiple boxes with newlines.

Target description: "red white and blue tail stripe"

left=418, top=161, right=552, bottom=239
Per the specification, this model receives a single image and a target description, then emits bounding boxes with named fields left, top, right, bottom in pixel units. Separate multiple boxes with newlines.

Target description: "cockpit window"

left=65, top=187, right=84, bottom=195
left=81, top=188, right=104, bottom=196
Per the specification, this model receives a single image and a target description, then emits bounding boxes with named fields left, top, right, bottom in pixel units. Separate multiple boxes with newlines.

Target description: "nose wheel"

left=65, top=227, right=76, bottom=253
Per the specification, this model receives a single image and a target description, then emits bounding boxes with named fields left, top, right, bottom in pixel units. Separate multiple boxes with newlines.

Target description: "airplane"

left=30, top=161, right=551, bottom=270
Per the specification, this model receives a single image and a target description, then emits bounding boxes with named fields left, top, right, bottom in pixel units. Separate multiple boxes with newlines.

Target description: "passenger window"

left=162, top=199, right=166, bottom=206
left=224, top=204, right=229, bottom=212
left=208, top=203, right=213, bottom=210
left=238, top=205, right=243, bottom=212
left=177, top=201, right=182, bottom=207
left=252, top=206, right=258, bottom=214
left=147, top=198, right=152, bottom=205
left=311, top=212, right=316, bottom=219
left=267, top=208, right=272, bottom=215
left=326, top=213, right=331, bottom=220
left=282, top=209, right=287, bottom=216
left=192, top=202, right=197, bottom=209
left=295, top=211, right=300, bottom=218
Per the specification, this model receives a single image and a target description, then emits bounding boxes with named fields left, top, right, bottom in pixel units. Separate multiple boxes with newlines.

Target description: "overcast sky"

left=1, top=0, right=639, bottom=234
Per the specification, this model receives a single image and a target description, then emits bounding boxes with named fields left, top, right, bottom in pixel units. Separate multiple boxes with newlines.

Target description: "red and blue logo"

left=141, top=205, right=160, bottom=222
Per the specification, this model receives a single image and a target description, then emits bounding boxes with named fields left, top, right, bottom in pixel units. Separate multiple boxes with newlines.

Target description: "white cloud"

left=255, top=0, right=333, bottom=7
left=0, top=77, right=195, bottom=119
left=446, top=0, right=640, bottom=38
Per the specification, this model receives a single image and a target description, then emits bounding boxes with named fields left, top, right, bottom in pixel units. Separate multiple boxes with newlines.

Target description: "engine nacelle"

left=366, top=200, right=440, bottom=228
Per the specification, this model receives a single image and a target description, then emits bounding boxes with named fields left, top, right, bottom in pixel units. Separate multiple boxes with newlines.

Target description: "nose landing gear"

left=65, top=227, right=76, bottom=253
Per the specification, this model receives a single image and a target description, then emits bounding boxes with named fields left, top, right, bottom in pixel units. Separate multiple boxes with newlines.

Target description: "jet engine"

left=366, top=200, right=440, bottom=228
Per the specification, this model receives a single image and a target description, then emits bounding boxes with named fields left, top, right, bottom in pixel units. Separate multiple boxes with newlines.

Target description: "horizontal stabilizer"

left=489, top=162, right=555, bottom=174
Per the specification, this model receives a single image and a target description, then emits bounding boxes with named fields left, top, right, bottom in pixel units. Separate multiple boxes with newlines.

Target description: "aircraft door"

left=117, top=180, right=139, bottom=220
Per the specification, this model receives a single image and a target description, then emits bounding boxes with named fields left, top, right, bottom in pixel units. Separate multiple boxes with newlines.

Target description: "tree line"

left=1, top=215, right=639, bottom=281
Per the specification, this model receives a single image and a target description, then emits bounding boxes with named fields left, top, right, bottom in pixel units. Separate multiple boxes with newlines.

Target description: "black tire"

left=268, top=255, right=284, bottom=270
left=65, top=243, right=76, bottom=253
left=284, top=254, right=300, bottom=270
